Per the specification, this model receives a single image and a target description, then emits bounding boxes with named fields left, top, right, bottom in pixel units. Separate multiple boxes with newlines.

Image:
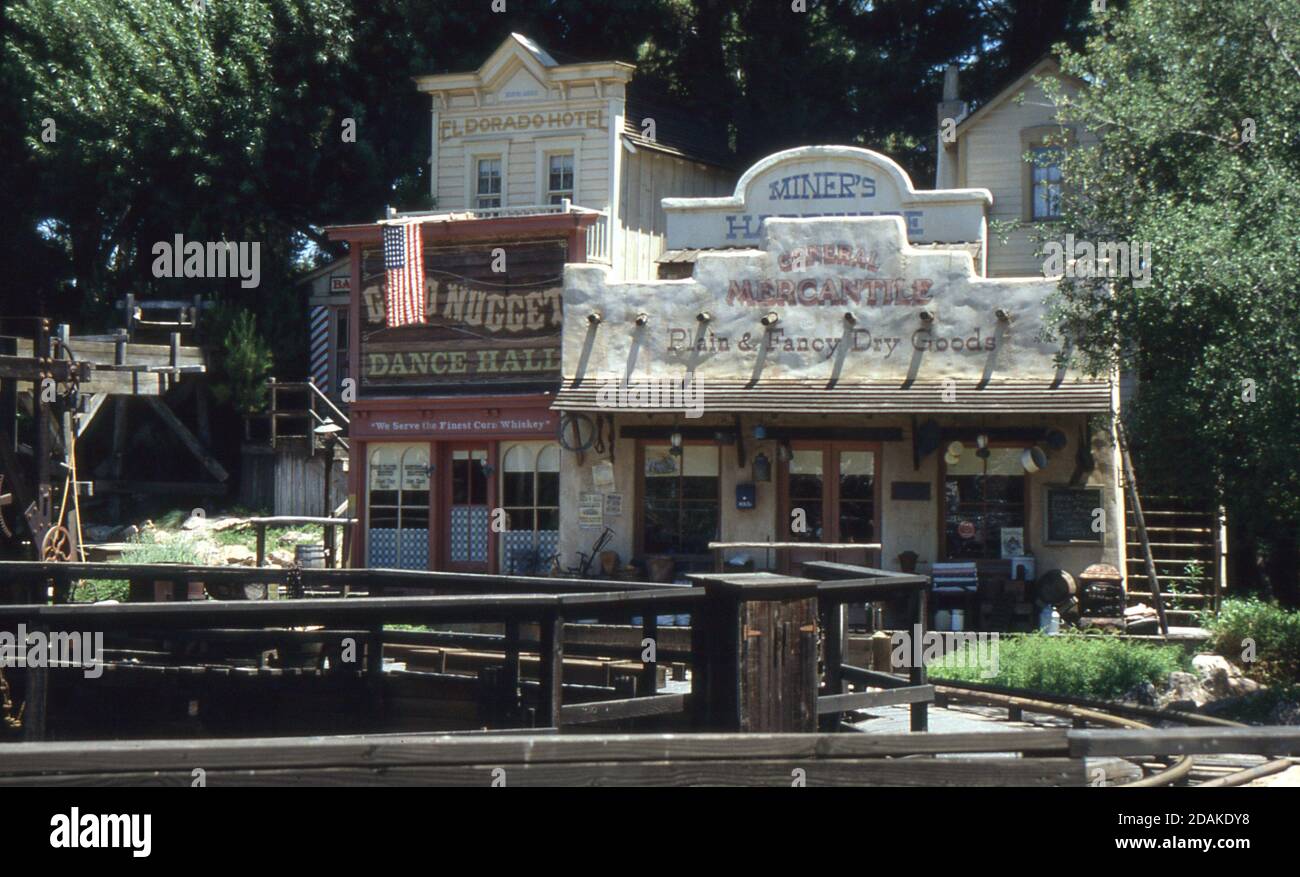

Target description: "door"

left=366, top=443, right=431, bottom=570
left=781, top=443, right=879, bottom=572
left=445, top=445, right=493, bottom=571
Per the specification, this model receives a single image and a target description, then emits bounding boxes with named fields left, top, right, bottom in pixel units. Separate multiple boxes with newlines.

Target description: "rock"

left=180, top=513, right=210, bottom=531
left=1193, top=654, right=1262, bottom=699
left=268, top=549, right=295, bottom=567
left=1156, top=671, right=1210, bottom=709
left=1268, top=699, right=1300, bottom=726
left=219, top=544, right=256, bottom=566
left=209, top=516, right=250, bottom=532
left=1120, top=681, right=1159, bottom=707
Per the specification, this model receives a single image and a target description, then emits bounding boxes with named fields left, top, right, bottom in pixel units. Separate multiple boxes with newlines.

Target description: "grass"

left=924, top=631, right=1190, bottom=701
left=1207, top=598, right=1300, bottom=686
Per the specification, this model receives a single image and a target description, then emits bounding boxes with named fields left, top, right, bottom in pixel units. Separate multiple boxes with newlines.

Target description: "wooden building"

left=552, top=146, right=1127, bottom=631
left=323, top=34, right=734, bottom=572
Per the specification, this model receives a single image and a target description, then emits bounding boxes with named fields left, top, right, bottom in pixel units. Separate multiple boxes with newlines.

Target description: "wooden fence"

left=0, top=560, right=932, bottom=741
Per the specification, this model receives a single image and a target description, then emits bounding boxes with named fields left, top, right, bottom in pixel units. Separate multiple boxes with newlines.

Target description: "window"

left=546, top=153, right=574, bottom=205
left=642, top=444, right=720, bottom=555
left=1029, top=146, right=1063, bottom=221
left=943, top=448, right=1026, bottom=560
left=476, top=157, right=502, bottom=209
left=367, top=444, right=430, bottom=570
left=500, top=442, right=561, bottom=573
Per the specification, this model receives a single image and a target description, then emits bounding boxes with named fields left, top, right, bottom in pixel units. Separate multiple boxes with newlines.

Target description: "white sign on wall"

left=662, top=146, right=992, bottom=249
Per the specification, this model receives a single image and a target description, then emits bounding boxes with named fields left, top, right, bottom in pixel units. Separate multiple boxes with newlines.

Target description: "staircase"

left=243, top=378, right=349, bottom=454
left=1125, top=496, right=1224, bottom=627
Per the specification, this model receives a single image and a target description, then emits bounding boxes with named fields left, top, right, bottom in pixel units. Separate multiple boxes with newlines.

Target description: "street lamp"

left=314, top=418, right=344, bottom=570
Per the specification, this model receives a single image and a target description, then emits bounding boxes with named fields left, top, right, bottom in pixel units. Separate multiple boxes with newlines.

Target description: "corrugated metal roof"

left=552, top=380, right=1112, bottom=414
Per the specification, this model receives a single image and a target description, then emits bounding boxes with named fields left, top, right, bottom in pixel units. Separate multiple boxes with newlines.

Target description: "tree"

left=1046, top=0, right=1300, bottom=604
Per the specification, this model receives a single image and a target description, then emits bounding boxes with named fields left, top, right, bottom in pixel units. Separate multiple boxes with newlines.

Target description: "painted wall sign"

left=330, top=276, right=351, bottom=292
left=563, top=213, right=1076, bottom=387
left=663, top=146, right=991, bottom=249
left=438, top=108, right=605, bottom=141
left=352, top=408, right=558, bottom=440
left=361, top=240, right=565, bottom=389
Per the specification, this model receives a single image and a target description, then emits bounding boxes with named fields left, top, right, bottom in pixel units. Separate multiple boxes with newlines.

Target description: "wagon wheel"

left=40, top=525, right=73, bottom=562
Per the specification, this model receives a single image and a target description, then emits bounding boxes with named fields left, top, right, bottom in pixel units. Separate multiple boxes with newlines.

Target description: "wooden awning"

left=551, top=379, right=1112, bottom=414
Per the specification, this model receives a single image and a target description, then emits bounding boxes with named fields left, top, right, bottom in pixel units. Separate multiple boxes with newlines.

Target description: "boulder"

left=1156, top=671, right=1210, bottom=709
left=268, top=549, right=295, bottom=567
left=219, top=544, right=256, bottom=566
left=1192, top=654, right=1262, bottom=699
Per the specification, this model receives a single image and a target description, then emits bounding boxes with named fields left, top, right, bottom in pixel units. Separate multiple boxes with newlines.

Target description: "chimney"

left=935, top=63, right=968, bottom=188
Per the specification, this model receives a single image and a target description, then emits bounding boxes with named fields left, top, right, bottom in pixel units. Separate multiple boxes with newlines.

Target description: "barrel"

left=295, top=544, right=326, bottom=568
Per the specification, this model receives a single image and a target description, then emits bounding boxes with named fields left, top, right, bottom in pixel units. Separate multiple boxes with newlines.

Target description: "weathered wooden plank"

left=1068, top=727, right=1300, bottom=758
left=0, top=730, right=1072, bottom=776
left=0, top=757, right=1086, bottom=787
left=144, top=397, right=228, bottom=482
left=817, top=685, right=935, bottom=714
left=559, top=693, right=687, bottom=725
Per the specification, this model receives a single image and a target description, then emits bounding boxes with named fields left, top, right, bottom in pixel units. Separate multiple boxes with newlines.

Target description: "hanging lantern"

left=669, top=430, right=683, bottom=456
left=752, top=452, right=772, bottom=483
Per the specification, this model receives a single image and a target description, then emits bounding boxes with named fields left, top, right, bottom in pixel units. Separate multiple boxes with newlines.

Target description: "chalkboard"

left=1044, top=486, right=1103, bottom=543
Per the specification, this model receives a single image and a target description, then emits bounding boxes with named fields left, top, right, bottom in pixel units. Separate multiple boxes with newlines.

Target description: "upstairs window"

left=546, top=153, right=574, bottom=205
left=476, top=158, right=502, bottom=209
left=1029, top=146, right=1064, bottom=221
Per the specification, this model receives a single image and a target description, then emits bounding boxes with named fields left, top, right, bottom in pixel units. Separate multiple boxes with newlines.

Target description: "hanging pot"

left=1021, top=447, right=1048, bottom=473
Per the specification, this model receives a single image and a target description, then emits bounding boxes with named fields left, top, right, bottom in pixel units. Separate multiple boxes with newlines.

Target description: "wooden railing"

left=2, top=726, right=1296, bottom=786
left=0, top=560, right=931, bottom=742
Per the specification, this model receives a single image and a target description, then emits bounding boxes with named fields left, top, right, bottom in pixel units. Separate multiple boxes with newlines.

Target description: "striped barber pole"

left=309, top=306, right=330, bottom=391
left=383, top=221, right=426, bottom=327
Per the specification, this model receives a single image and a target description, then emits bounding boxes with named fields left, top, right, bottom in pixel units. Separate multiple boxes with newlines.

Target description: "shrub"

left=925, top=632, right=1189, bottom=700
left=1208, top=598, right=1300, bottom=685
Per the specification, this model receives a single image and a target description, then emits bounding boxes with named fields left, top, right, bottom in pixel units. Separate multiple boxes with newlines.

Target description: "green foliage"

left=1208, top=598, right=1300, bottom=685
left=213, top=308, right=274, bottom=415
left=926, top=632, right=1189, bottom=700
left=1044, top=0, right=1300, bottom=579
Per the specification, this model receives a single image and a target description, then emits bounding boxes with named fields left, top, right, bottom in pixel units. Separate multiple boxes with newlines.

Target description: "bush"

left=1208, top=598, right=1300, bottom=685
left=925, top=632, right=1189, bottom=700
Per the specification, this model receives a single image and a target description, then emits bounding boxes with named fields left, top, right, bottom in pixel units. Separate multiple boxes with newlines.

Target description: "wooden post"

left=640, top=613, right=658, bottom=696
left=536, top=611, right=563, bottom=728
left=819, top=600, right=844, bottom=731
left=910, top=586, right=929, bottom=732
left=689, top=573, right=820, bottom=732
left=23, top=624, right=49, bottom=741
left=501, top=620, right=521, bottom=725
left=255, top=523, right=266, bottom=569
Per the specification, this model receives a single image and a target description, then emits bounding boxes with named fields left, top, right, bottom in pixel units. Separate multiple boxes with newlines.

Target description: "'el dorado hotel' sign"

left=662, top=146, right=991, bottom=249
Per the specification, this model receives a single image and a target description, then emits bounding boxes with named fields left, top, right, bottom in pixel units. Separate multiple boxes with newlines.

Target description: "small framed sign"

left=1043, top=485, right=1104, bottom=544
left=603, top=493, right=623, bottom=517
left=578, top=493, right=603, bottom=529
left=735, top=483, right=756, bottom=510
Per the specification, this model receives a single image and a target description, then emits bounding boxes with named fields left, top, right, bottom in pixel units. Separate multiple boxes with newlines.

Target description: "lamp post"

left=314, top=418, right=343, bottom=569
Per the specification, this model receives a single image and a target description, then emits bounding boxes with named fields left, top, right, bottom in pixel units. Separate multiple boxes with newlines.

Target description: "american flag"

left=383, top=222, right=425, bottom=327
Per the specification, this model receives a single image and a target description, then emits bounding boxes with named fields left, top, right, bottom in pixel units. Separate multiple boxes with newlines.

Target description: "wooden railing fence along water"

left=1, top=559, right=1297, bottom=785
left=0, top=560, right=930, bottom=742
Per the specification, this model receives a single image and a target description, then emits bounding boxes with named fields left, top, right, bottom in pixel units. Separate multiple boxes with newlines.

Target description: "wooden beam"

left=559, top=692, right=687, bottom=725
left=0, top=355, right=89, bottom=383
left=817, top=686, right=935, bottom=714
left=1068, top=727, right=1300, bottom=758
left=144, top=397, right=229, bottom=482
left=75, top=393, right=108, bottom=438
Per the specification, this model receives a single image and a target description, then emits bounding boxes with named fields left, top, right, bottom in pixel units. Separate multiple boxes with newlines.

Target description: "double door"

left=780, top=443, right=880, bottom=571
left=366, top=441, right=493, bottom=572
